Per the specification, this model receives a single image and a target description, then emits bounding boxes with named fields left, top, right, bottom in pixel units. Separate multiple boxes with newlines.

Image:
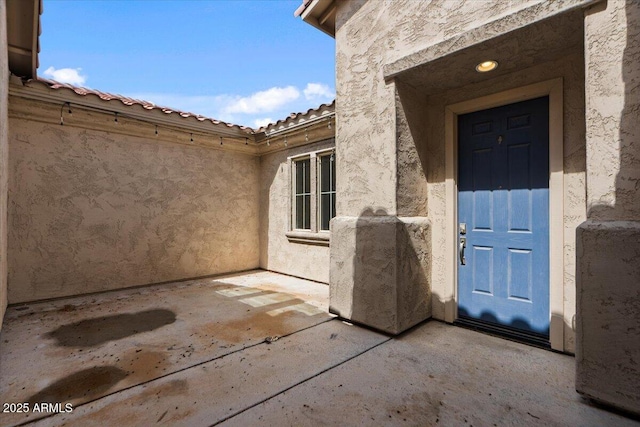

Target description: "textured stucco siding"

left=335, top=0, right=544, bottom=216
left=335, top=0, right=588, bottom=350
left=0, top=0, right=8, bottom=328
left=576, top=221, right=640, bottom=414
left=330, top=215, right=431, bottom=334
left=8, top=112, right=260, bottom=303
left=259, top=139, right=333, bottom=283
left=584, top=0, right=640, bottom=221
left=576, top=0, right=640, bottom=414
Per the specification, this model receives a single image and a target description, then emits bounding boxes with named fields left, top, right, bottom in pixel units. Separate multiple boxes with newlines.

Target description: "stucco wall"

left=259, top=139, right=334, bottom=283
left=0, top=0, right=8, bottom=328
left=576, top=0, right=640, bottom=414
left=8, top=100, right=260, bottom=303
left=334, top=0, right=588, bottom=350
left=334, top=0, right=545, bottom=216
left=584, top=0, right=640, bottom=221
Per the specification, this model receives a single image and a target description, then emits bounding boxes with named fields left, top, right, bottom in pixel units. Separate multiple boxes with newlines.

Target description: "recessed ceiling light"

left=476, top=60, right=499, bottom=73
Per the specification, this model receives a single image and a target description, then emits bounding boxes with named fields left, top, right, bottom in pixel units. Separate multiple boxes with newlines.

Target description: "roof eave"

left=9, top=76, right=253, bottom=139
left=7, top=0, right=42, bottom=79
left=298, top=0, right=336, bottom=38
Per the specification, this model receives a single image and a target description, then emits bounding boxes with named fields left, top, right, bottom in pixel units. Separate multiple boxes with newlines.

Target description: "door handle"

left=459, top=237, right=466, bottom=265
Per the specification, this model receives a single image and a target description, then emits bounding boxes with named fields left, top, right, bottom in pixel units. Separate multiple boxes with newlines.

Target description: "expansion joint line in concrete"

left=209, top=333, right=393, bottom=426
left=12, top=316, right=336, bottom=427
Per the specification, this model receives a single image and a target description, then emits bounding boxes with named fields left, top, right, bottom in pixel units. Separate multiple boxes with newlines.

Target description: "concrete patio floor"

left=0, top=270, right=637, bottom=427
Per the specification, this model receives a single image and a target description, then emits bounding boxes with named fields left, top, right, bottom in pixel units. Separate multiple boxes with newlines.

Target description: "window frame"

left=286, top=148, right=335, bottom=245
left=317, top=151, right=336, bottom=233
left=292, top=155, right=313, bottom=231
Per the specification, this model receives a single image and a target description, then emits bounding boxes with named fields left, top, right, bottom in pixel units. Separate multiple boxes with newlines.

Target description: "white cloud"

left=254, top=118, right=273, bottom=128
left=127, top=83, right=333, bottom=128
left=127, top=93, right=227, bottom=119
left=42, top=67, right=87, bottom=86
left=303, top=83, right=335, bottom=101
left=224, top=86, right=300, bottom=114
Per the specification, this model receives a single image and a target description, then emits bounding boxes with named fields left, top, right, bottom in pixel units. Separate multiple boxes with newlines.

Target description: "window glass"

left=331, top=152, right=336, bottom=192
left=294, top=159, right=311, bottom=229
left=319, top=153, right=336, bottom=231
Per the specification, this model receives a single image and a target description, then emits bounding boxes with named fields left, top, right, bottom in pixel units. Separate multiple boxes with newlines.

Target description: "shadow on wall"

left=617, top=1, right=640, bottom=220
left=574, top=1, right=640, bottom=414
left=335, top=0, right=368, bottom=34
left=350, top=208, right=387, bottom=328
left=394, top=81, right=432, bottom=222
left=348, top=208, right=431, bottom=334
left=395, top=81, right=432, bottom=184
left=589, top=1, right=639, bottom=220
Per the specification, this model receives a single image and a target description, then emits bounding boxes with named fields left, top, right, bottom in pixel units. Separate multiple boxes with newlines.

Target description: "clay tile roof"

left=258, top=100, right=335, bottom=133
left=294, top=0, right=313, bottom=17
left=35, top=78, right=254, bottom=133
left=31, top=78, right=334, bottom=134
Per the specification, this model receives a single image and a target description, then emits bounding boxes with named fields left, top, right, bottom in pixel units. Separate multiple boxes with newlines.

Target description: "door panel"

left=458, top=96, right=550, bottom=337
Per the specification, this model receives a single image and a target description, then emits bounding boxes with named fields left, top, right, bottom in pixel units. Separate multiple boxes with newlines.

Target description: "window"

left=319, top=153, right=336, bottom=231
left=288, top=148, right=336, bottom=244
left=294, top=158, right=311, bottom=230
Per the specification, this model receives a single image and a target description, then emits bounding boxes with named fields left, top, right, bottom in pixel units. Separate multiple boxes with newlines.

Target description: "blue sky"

left=39, top=1, right=335, bottom=128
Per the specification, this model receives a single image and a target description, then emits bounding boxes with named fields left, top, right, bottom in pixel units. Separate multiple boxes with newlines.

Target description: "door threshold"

left=454, top=317, right=550, bottom=349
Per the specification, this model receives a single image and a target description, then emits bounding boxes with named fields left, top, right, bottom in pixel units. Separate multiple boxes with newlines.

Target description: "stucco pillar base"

left=576, top=220, right=640, bottom=415
left=329, top=216, right=431, bottom=335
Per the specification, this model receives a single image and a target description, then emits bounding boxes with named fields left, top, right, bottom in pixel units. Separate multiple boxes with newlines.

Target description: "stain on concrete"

left=27, top=366, right=127, bottom=405
left=46, top=309, right=176, bottom=347
left=143, top=379, right=188, bottom=399
left=385, top=391, right=441, bottom=424
left=0, top=272, right=331, bottom=426
left=73, top=379, right=189, bottom=426
left=121, top=349, right=170, bottom=379
left=201, top=309, right=300, bottom=344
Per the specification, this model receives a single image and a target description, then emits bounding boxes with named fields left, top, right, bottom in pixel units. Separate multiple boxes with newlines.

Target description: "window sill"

left=286, top=231, right=330, bottom=246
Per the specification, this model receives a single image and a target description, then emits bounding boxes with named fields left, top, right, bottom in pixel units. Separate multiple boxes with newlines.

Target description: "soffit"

left=389, top=6, right=587, bottom=96
left=7, top=0, right=42, bottom=79
left=295, top=0, right=336, bottom=38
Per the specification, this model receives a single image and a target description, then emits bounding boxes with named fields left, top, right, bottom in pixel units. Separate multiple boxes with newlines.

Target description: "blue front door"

left=457, top=96, right=550, bottom=338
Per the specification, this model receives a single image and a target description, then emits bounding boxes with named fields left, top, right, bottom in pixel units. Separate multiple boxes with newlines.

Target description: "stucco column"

left=329, top=84, right=432, bottom=334
left=576, top=0, right=640, bottom=414
left=330, top=215, right=431, bottom=334
left=329, top=2, right=431, bottom=334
